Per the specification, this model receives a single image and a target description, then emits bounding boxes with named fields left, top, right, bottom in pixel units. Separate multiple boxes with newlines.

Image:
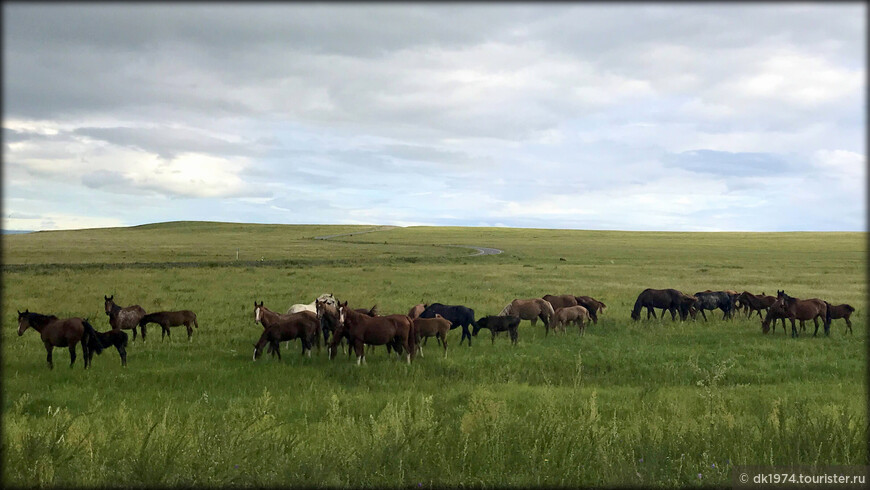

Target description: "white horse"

left=287, top=293, right=338, bottom=315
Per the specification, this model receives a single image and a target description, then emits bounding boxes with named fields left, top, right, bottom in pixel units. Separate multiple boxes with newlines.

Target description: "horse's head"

left=254, top=301, right=264, bottom=324
left=17, top=309, right=30, bottom=336
left=630, top=309, right=640, bottom=321
left=252, top=341, right=264, bottom=361
left=337, top=301, right=349, bottom=327
left=104, top=295, right=115, bottom=315
left=472, top=317, right=486, bottom=336
left=776, top=290, right=785, bottom=299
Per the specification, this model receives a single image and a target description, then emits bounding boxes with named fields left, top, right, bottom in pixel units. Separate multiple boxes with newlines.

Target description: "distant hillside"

left=2, top=230, right=33, bottom=235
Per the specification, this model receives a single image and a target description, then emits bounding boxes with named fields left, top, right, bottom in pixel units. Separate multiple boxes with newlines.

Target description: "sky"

left=2, top=3, right=866, bottom=232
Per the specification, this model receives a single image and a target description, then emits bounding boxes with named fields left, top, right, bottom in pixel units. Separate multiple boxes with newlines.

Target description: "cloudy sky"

left=3, top=3, right=865, bottom=231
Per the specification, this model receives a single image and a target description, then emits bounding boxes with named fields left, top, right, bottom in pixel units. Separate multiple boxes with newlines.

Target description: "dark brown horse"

left=412, top=314, right=450, bottom=358
left=737, top=291, right=777, bottom=319
left=104, top=295, right=147, bottom=341
left=827, top=303, right=855, bottom=334
left=764, top=290, right=830, bottom=338
left=86, top=328, right=128, bottom=367
left=139, top=310, right=199, bottom=341
left=18, top=310, right=103, bottom=369
left=575, top=296, right=605, bottom=324
left=498, top=298, right=555, bottom=334
left=330, top=302, right=415, bottom=364
left=253, top=302, right=320, bottom=359
left=630, top=289, right=696, bottom=322
left=760, top=301, right=789, bottom=335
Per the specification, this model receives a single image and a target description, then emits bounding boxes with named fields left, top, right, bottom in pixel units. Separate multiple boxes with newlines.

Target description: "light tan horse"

left=407, top=303, right=428, bottom=319
left=498, top=298, right=556, bottom=334
left=551, top=306, right=590, bottom=335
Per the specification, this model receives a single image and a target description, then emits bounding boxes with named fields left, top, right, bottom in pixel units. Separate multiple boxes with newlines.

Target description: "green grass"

left=2, top=222, right=866, bottom=487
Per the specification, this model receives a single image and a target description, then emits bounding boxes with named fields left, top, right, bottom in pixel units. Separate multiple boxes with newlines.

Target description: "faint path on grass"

left=314, top=227, right=503, bottom=256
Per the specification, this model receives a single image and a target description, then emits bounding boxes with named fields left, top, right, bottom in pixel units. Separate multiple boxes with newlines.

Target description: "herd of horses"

left=15, top=287, right=855, bottom=369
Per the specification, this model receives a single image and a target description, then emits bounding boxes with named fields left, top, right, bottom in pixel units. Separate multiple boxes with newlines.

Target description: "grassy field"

left=2, top=222, right=866, bottom=487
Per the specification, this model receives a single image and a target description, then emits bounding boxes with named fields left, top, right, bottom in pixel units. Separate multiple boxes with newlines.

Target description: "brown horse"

left=575, top=296, right=605, bottom=324
left=630, top=289, right=696, bottom=322
left=498, top=298, right=556, bottom=334
left=408, top=303, right=429, bottom=319
left=412, top=314, right=450, bottom=358
left=737, top=291, right=777, bottom=319
left=330, top=302, right=415, bottom=364
left=18, top=310, right=103, bottom=369
left=139, top=310, right=199, bottom=341
left=253, top=302, right=321, bottom=357
left=827, top=303, right=855, bottom=334
left=760, top=301, right=789, bottom=335
left=104, top=295, right=147, bottom=341
left=764, top=290, right=830, bottom=338
left=551, top=305, right=590, bottom=334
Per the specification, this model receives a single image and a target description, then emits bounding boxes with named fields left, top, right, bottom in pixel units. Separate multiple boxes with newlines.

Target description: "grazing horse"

left=355, top=305, right=379, bottom=317
left=826, top=303, right=855, bottom=334
left=760, top=300, right=790, bottom=335
left=498, top=299, right=555, bottom=334
left=408, top=303, right=429, bottom=319
left=17, top=310, right=103, bottom=369
left=419, top=303, right=478, bottom=346
left=253, top=302, right=321, bottom=359
left=542, top=294, right=578, bottom=311
left=473, top=315, right=520, bottom=345
left=330, top=302, right=415, bottom=364
left=630, top=289, right=696, bottom=322
left=690, top=291, right=736, bottom=321
left=104, top=295, right=147, bottom=341
left=737, top=291, right=777, bottom=319
left=575, top=296, right=605, bottom=324
left=413, top=314, right=451, bottom=358
left=551, top=306, right=591, bottom=334
left=139, top=310, right=199, bottom=341
left=765, top=290, right=830, bottom=338
left=87, top=327, right=128, bottom=367
left=286, top=293, right=338, bottom=315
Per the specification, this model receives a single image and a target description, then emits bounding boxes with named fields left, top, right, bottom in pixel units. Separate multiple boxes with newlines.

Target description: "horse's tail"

left=83, top=320, right=104, bottom=354
left=498, top=303, right=512, bottom=316
left=193, top=314, right=199, bottom=328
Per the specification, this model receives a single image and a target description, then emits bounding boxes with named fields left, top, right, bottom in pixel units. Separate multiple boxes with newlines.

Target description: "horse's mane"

left=24, top=312, right=58, bottom=325
left=497, top=303, right=512, bottom=316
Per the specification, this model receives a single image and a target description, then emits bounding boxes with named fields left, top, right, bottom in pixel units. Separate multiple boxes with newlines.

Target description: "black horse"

left=419, top=303, right=478, bottom=346
left=690, top=291, right=736, bottom=321
left=473, top=315, right=520, bottom=345
left=630, top=289, right=696, bottom=322
left=86, top=325, right=128, bottom=367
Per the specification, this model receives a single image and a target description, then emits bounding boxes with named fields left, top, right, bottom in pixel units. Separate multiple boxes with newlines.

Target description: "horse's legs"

left=531, top=317, right=538, bottom=327
left=441, top=333, right=448, bottom=357
left=45, top=343, right=54, bottom=369
left=69, top=344, right=77, bottom=368
left=161, top=327, right=167, bottom=341
left=118, top=346, right=127, bottom=367
left=668, top=308, right=677, bottom=321
left=463, top=325, right=472, bottom=347
left=140, top=325, right=146, bottom=342
left=273, top=341, right=282, bottom=360
left=132, top=326, right=138, bottom=342
left=811, top=318, right=818, bottom=337
left=790, top=318, right=797, bottom=338
left=845, top=317, right=853, bottom=334
left=186, top=323, right=193, bottom=341
left=510, top=328, right=518, bottom=345
left=700, top=309, right=708, bottom=322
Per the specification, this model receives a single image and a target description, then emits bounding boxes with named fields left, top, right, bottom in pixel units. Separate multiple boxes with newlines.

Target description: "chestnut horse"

left=253, top=302, right=321, bottom=357
left=408, top=303, right=429, bottom=319
left=764, top=290, right=830, bottom=338
left=543, top=295, right=604, bottom=324
left=498, top=298, right=555, bottom=334
left=104, top=295, right=147, bottom=341
left=330, top=302, right=415, bottom=365
left=18, top=310, right=103, bottom=369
